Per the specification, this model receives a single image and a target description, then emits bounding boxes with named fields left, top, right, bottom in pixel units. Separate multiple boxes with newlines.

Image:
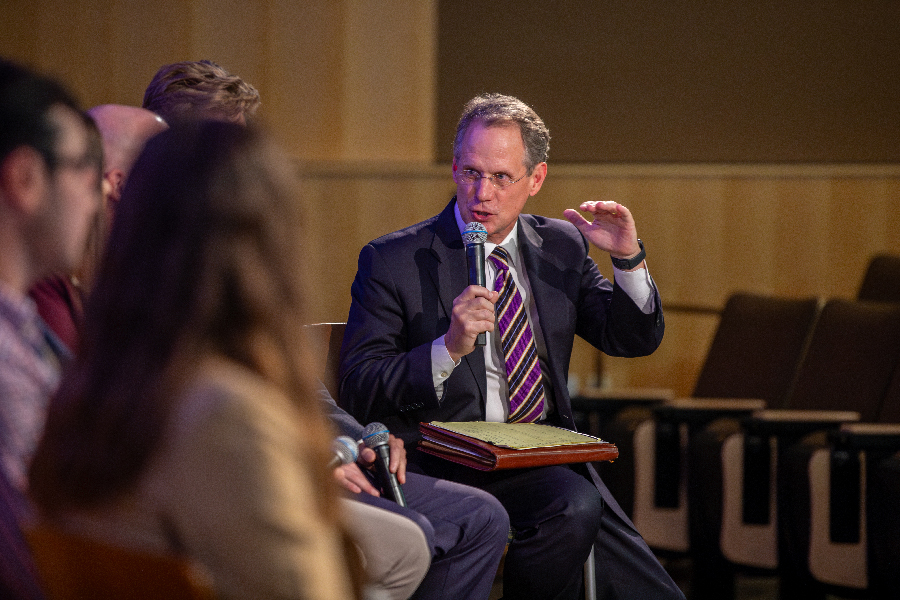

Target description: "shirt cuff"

left=613, top=262, right=657, bottom=314
left=432, top=336, right=460, bottom=391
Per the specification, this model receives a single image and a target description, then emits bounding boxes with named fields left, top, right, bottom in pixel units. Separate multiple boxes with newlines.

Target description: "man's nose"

left=474, top=176, right=495, bottom=201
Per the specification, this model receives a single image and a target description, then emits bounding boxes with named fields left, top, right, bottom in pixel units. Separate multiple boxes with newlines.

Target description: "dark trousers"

left=415, top=455, right=686, bottom=600
left=353, top=470, right=509, bottom=600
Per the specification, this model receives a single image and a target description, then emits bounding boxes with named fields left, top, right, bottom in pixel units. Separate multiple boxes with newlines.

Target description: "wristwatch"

left=610, top=239, right=645, bottom=270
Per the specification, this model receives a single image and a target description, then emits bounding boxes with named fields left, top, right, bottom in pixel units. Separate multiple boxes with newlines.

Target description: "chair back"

left=304, top=322, right=347, bottom=403
left=785, top=299, right=900, bottom=420
left=26, top=524, right=214, bottom=600
left=857, top=254, right=900, bottom=303
left=692, top=293, right=822, bottom=406
left=874, top=363, right=900, bottom=424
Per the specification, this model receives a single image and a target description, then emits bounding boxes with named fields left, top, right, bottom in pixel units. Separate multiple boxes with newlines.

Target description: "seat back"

left=874, top=363, right=900, bottom=424
left=304, top=322, right=347, bottom=403
left=857, top=254, right=900, bottom=303
left=692, top=293, right=822, bottom=406
left=784, top=299, right=900, bottom=419
left=26, top=524, right=214, bottom=600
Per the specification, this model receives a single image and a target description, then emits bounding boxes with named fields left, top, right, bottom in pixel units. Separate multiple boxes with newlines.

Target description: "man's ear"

left=527, top=162, right=547, bottom=197
left=0, top=146, right=48, bottom=214
left=104, top=169, right=126, bottom=203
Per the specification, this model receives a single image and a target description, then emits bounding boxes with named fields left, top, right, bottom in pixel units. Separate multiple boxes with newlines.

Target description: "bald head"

left=87, top=104, right=167, bottom=202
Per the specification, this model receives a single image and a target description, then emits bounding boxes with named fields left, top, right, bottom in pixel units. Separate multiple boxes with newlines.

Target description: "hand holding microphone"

left=463, top=222, right=488, bottom=346
left=362, top=422, right=407, bottom=507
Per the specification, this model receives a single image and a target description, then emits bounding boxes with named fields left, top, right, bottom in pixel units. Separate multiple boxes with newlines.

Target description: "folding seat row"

left=569, top=253, right=900, bottom=600
left=781, top=362, right=900, bottom=598
left=704, top=298, right=900, bottom=599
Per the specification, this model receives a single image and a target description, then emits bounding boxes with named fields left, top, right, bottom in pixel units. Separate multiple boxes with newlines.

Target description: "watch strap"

left=610, top=239, right=645, bottom=270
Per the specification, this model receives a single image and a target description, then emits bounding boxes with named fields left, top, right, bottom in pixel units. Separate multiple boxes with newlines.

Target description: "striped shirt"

left=0, top=281, right=65, bottom=492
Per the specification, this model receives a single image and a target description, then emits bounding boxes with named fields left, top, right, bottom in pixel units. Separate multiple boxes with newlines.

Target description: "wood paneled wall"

left=0, top=0, right=437, bottom=162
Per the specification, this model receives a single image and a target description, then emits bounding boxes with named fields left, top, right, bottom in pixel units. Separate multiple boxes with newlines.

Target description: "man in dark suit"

left=339, top=93, right=683, bottom=600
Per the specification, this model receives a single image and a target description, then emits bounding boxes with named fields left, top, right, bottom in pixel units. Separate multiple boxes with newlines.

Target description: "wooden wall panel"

left=437, top=1, right=900, bottom=163
left=0, top=0, right=436, bottom=162
left=265, top=0, right=346, bottom=159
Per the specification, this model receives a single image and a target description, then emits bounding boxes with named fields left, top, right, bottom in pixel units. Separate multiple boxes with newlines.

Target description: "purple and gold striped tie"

left=489, top=246, right=546, bottom=423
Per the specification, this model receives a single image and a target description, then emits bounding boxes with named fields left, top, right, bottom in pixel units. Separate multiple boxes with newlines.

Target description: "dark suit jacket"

left=339, top=198, right=664, bottom=448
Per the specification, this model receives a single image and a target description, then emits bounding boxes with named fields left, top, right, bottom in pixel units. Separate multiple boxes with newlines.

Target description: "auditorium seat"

left=857, top=253, right=900, bottom=303
left=694, top=299, right=900, bottom=600
left=593, top=292, right=821, bottom=548
left=26, top=524, right=214, bottom=600
left=779, top=363, right=900, bottom=597
left=304, top=321, right=346, bottom=401
left=868, top=447, right=900, bottom=597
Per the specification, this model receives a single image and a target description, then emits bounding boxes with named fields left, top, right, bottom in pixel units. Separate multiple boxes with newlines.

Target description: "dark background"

left=437, top=1, right=900, bottom=163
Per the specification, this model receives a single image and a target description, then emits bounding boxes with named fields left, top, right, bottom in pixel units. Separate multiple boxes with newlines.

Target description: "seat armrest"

left=829, top=422, right=900, bottom=450
left=653, top=397, right=766, bottom=425
left=743, top=409, right=860, bottom=437
left=571, top=387, right=674, bottom=413
left=575, top=386, right=674, bottom=402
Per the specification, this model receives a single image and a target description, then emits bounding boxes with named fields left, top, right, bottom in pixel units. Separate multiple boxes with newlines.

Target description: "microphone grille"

left=332, top=436, right=359, bottom=465
left=362, top=422, right=391, bottom=448
left=462, top=222, right=487, bottom=246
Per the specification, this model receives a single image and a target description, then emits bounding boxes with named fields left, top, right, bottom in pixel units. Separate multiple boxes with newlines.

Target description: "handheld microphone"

left=328, top=435, right=359, bottom=469
left=362, top=422, right=407, bottom=507
left=463, top=222, right=488, bottom=346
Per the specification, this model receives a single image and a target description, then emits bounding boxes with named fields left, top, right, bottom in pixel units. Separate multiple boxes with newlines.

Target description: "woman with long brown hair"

left=29, top=121, right=362, bottom=599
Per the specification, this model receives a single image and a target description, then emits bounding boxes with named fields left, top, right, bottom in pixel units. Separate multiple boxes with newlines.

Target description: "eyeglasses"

left=456, top=168, right=526, bottom=189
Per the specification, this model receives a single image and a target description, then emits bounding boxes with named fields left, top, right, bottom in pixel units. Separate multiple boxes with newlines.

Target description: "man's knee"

left=460, top=487, right=510, bottom=548
left=560, top=476, right=604, bottom=535
left=476, top=490, right=511, bottom=541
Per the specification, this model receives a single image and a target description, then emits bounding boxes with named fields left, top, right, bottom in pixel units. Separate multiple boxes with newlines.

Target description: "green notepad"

left=428, top=421, right=601, bottom=450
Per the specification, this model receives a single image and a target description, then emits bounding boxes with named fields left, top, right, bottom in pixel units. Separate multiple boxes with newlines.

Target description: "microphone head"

left=331, top=436, right=359, bottom=465
left=462, top=222, right=487, bottom=247
left=362, top=422, right=391, bottom=448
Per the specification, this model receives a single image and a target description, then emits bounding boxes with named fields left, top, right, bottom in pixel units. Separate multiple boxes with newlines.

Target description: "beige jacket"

left=58, top=356, right=354, bottom=600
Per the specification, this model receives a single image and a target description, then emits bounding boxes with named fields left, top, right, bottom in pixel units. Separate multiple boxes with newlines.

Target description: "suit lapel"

left=427, top=199, right=488, bottom=401
left=427, top=199, right=468, bottom=319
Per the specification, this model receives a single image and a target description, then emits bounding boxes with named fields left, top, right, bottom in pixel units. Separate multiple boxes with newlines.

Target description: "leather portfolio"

left=418, top=421, right=618, bottom=471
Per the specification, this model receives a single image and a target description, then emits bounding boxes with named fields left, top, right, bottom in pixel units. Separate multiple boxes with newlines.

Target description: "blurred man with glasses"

left=0, top=57, right=102, bottom=599
left=340, top=93, right=682, bottom=600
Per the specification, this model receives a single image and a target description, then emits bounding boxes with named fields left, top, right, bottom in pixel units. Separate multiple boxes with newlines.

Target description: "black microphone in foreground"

left=463, top=221, right=488, bottom=346
left=362, top=422, right=407, bottom=507
left=328, top=435, right=359, bottom=469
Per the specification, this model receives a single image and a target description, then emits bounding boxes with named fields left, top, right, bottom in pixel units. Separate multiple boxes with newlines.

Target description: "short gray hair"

left=453, top=93, right=550, bottom=173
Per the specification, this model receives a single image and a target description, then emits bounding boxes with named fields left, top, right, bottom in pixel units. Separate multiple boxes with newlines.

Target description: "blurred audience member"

left=87, top=104, right=168, bottom=224
left=28, top=122, right=367, bottom=599
left=145, top=57, right=510, bottom=598
left=1, top=57, right=101, bottom=600
left=143, top=60, right=260, bottom=125
left=28, top=105, right=166, bottom=351
left=0, top=58, right=101, bottom=493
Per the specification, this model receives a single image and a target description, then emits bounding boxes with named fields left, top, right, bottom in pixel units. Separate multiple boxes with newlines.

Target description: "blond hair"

left=142, top=60, right=260, bottom=124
